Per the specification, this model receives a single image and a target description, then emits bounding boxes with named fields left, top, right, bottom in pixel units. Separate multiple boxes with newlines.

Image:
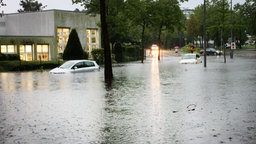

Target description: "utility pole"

left=230, top=0, right=234, bottom=59
left=203, top=0, right=207, bottom=67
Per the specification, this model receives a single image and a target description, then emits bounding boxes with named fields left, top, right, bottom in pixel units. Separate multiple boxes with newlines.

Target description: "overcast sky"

left=1, top=0, right=246, bottom=14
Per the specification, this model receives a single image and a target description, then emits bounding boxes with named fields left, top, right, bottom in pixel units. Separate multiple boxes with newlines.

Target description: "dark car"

left=200, top=48, right=223, bottom=55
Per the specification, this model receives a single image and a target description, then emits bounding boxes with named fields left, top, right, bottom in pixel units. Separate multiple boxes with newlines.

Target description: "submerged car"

left=200, top=48, right=223, bottom=55
left=49, top=60, right=100, bottom=74
left=179, top=54, right=202, bottom=64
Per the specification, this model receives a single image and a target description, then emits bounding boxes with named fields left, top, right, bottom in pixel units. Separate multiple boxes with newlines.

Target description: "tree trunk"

left=141, top=20, right=146, bottom=63
left=100, top=0, right=113, bottom=84
left=158, top=24, right=163, bottom=61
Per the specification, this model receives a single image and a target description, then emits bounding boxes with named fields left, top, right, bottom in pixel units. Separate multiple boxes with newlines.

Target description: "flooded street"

left=1, top=50, right=256, bottom=144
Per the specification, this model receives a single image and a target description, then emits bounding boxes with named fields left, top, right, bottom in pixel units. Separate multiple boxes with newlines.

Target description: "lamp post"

left=203, top=0, right=207, bottom=67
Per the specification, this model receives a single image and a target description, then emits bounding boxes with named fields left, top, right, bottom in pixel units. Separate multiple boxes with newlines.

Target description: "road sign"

left=231, top=42, right=236, bottom=49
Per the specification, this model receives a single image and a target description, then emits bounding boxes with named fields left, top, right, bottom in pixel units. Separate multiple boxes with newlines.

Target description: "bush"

left=63, top=29, right=85, bottom=60
left=0, top=61, right=62, bottom=72
left=91, top=48, right=104, bottom=65
left=123, top=44, right=141, bottom=62
left=113, top=43, right=124, bottom=63
left=0, top=53, right=20, bottom=61
left=180, top=44, right=201, bottom=54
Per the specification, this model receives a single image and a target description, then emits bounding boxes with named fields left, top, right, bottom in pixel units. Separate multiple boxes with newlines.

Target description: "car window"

left=85, top=61, right=95, bottom=67
left=60, top=61, right=75, bottom=69
left=182, top=55, right=196, bottom=59
left=73, top=62, right=84, bottom=69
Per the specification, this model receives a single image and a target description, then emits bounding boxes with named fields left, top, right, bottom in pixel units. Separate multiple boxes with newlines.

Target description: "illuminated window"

left=37, top=44, right=49, bottom=61
left=0, top=45, right=7, bottom=53
left=20, top=45, right=33, bottom=61
left=57, top=28, right=70, bottom=54
left=91, top=37, right=96, bottom=43
left=0, top=45, right=16, bottom=54
left=8, top=45, right=15, bottom=53
left=86, top=29, right=98, bottom=53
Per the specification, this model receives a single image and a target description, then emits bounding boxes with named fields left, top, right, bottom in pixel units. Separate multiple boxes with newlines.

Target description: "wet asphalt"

left=0, top=49, right=256, bottom=144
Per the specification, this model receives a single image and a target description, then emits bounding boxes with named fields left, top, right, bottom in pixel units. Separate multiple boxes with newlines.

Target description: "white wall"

left=2, top=11, right=55, bottom=36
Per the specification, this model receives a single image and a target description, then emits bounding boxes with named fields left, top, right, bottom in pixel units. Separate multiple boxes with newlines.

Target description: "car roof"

left=183, top=53, right=197, bottom=55
left=65, top=60, right=95, bottom=62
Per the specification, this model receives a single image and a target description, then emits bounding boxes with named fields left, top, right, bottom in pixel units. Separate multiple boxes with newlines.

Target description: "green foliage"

left=73, top=0, right=185, bottom=49
left=123, top=44, right=141, bottom=62
left=0, top=53, right=20, bottom=61
left=238, top=0, right=256, bottom=36
left=0, top=61, right=63, bottom=72
left=187, top=0, right=252, bottom=47
left=63, top=29, right=86, bottom=60
left=180, top=44, right=201, bottom=53
left=91, top=48, right=104, bottom=65
left=113, top=43, right=123, bottom=63
left=18, top=0, right=46, bottom=12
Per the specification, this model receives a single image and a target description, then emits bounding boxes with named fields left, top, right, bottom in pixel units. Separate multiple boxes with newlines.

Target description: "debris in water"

left=187, top=104, right=196, bottom=111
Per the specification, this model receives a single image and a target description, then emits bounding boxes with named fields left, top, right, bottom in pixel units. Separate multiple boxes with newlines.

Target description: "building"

left=0, top=10, right=101, bottom=61
left=181, top=8, right=194, bottom=19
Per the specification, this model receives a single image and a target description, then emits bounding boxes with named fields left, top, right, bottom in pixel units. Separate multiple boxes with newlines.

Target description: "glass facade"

left=57, top=28, right=70, bottom=54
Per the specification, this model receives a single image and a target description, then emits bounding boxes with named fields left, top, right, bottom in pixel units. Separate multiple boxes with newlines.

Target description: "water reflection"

left=0, top=72, right=51, bottom=91
left=149, top=57, right=164, bottom=142
left=0, top=71, right=106, bottom=144
left=1, top=54, right=256, bottom=143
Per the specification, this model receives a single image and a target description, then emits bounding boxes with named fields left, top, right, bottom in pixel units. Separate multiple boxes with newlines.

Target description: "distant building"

left=0, top=10, right=101, bottom=61
left=181, top=8, right=194, bottom=19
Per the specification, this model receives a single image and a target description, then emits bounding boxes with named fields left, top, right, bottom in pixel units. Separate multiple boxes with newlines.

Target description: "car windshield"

left=59, top=61, right=76, bottom=69
left=207, top=48, right=215, bottom=51
left=182, top=55, right=196, bottom=59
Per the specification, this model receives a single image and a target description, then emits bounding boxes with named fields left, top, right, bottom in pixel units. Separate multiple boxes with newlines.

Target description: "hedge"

left=0, top=61, right=63, bottom=72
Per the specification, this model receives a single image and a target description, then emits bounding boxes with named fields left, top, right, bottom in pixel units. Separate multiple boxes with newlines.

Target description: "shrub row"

left=91, top=45, right=141, bottom=65
left=0, top=61, right=62, bottom=72
left=0, top=53, right=20, bottom=61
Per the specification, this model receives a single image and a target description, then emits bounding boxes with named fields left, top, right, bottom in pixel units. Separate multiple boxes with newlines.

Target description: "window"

left=85, top=61, right=95, bottom=67
left=86, top=29, right=98, bottom=53
left=37, top=44, right=49, bottom=61
left=57, top=28, right=70, bottom=53
left=20, top=45, right=33, bottom=61
left=0, top=45, right=16, bottom=54
left=73, top=62, right=84, bottom=69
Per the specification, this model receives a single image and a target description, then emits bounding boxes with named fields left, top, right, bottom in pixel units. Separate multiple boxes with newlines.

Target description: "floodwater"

left=0, top=50, right=256, bottom=144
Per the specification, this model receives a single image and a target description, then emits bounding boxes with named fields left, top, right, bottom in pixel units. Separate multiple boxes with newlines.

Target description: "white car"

left=49, top=60, right=100, bottom=74
left=179, top=54, right=202, bottom=64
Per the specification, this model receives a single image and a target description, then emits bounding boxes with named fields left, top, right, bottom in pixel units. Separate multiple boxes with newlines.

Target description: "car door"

left=84, top=61, right=97, bottom=71
left=72, top=61, right=85, bottom=73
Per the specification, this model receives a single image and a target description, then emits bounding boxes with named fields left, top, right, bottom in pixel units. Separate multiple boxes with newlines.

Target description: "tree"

left=125, top=0, right=153, bottom=63
left=18, top=0, right=46, bottom=12
left=237, top=0, right=256, bottom=48
left=186, top=14, right=200, bottom=45
left=0, top=0, right=6, bottom=16
left=100, top=0, right=113, bottom=83
left=0, top=0, right=6, bottom=8
left=63, top=29, right=85, bottom=60
left=150, top=0, right=185, bottom=60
